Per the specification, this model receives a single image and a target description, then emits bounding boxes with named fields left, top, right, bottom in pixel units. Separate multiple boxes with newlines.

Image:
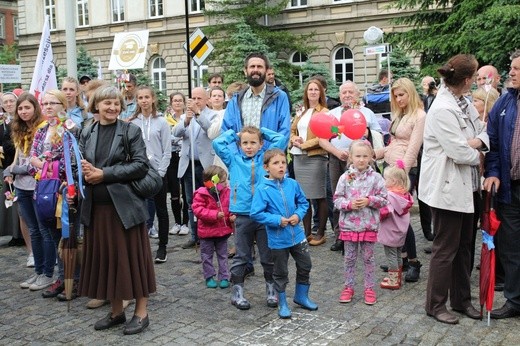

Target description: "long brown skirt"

left=79, top=204, right=156, bottom=300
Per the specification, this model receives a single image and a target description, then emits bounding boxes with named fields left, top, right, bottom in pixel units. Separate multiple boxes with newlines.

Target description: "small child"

left=333, top=140, right=388, bottom=305
left=192, top=165, right=235, bottom=289
left=378, top=161, right=414, bottom=290
left=250, top=149, right=317, bottom=319
left=213, top=126, right=285, bottom=310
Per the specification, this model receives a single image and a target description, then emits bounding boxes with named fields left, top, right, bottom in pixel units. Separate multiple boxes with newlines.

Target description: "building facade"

left=0, top=0, right=18, bottom=47
left=16, top=0, right=415, bottom=95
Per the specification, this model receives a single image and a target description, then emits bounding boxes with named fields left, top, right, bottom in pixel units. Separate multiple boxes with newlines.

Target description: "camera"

left=428, top=81, right=437, bottom=94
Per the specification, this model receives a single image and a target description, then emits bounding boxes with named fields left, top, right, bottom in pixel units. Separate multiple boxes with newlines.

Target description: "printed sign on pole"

left=109, top=30, right=149, bottom=70
left=183, top=28, right=214, bottom=66
left=0, top=64, right=22, bottom=83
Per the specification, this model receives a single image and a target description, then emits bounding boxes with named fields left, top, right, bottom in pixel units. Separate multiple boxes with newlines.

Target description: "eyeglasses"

left=42, top=102, right=63, bottom=107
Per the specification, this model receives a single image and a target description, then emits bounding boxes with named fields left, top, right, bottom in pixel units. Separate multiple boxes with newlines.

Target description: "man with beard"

left=220, top=52, right=290, bottom=311
left=222, top=52, right=291, bottom=151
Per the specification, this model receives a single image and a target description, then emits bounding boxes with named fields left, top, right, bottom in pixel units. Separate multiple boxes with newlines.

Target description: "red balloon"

left=340, top=109, right=367, bottom=140
left=309, top=112, right=340, bottom=139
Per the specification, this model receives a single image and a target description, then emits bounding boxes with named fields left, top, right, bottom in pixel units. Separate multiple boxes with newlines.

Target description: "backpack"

left=35, top=160, right=61, bottom=227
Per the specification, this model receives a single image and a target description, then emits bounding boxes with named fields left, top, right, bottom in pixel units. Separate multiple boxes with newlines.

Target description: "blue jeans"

left=182, top=160, right=204, bottom=242
left=16, top=188, right=55, bottom=277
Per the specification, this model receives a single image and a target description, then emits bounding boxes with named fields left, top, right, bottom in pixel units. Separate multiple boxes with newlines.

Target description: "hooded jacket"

left=378, top=190, right=413, bottom=247
left=212, top=127, right=285, bottom=215
left=221, top=84, right=291, bottom=151
left=250, top=176, right=309, bottom=250
left=192, top=185, right=233, bottom=239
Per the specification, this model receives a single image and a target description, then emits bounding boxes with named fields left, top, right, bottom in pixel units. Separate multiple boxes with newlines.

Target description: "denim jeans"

left=16, top=188, right=55, bottom=277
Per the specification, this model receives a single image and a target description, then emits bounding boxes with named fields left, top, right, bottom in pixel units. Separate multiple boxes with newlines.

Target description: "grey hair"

left=510, top=49, right=520, bottom=61
left=88, top=86, right=126, bottom=114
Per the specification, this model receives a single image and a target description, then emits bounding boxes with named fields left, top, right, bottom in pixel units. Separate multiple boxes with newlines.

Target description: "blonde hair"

left=390, top=78, right=424, bottom=119
left=384, top=164, right=410, bottom=191
left=472, top=87, right=500, bottom=121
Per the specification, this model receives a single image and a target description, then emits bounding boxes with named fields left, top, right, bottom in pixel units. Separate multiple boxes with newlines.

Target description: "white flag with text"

left=29, top=15, right=57, bottom=102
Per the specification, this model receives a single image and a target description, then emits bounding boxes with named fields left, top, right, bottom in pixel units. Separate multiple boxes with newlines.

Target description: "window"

left=0, top=15, right=5, bottom=39
left=77, top=0, right=89, bottom=27
left=13, top=16, right=19, bottom=38
left=44, top=0, right=56, bottom=30
left=191, top=61, right=208, bottom=88
left=111, top=0, right=125, bottom=22
left=291, top=52, right=308, bottom=86
left=189, top=0, right=205, bottom=13
left=333, top=46, right=354, bottom=86
left=289, top=0, right=307, bottom=7
left=149, top=0, right=163, bottom=18
left=150, top=56, right=167, bottom=91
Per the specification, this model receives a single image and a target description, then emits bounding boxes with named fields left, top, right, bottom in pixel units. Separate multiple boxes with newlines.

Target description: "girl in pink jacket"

left=378, top=161, right=414, bottom=290
left=192, top=165, right=235, bottom=289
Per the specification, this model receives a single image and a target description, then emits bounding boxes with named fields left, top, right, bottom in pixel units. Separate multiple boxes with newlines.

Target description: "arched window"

left=333, top=46, right=354, bottom=86
left=150, top=56, right=166, bottom=91
left=291, top=52, right=308, bottom=86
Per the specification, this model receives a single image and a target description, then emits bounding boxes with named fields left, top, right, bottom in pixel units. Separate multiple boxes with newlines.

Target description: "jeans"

left=271, top=240, right=312, bottom=292
left=16, top=188, right=55, bottom=277
left=182, top=160, right=204, bottom=242
left=167, top=153, right=189, bottom=226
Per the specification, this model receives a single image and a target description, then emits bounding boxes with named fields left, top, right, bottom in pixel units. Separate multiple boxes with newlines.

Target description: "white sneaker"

left=148, top=226, right=159, bottom=239
left=27, top=253, right=35, bottom=268
left=169, top=224, right=181, bottom=235
left=178, top=225, right=190, bottom=235
left=20, top=273, right=39, bottom=289
left=29, top=274, right=54, bottom=291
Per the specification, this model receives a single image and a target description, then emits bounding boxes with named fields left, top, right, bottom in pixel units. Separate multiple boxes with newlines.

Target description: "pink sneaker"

left=339, top=287, right=354, bottom=303
left=364, top=288, right=377, bottom=305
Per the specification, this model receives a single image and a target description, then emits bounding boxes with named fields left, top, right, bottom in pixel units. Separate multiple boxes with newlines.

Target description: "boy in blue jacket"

left=213, top=126, right=285, bottom=311
left=250, top=149, right=318, bottom=318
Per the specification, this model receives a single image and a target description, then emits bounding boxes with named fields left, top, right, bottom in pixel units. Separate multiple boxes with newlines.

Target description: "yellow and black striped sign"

left=183, top=28, right=214, bottom=66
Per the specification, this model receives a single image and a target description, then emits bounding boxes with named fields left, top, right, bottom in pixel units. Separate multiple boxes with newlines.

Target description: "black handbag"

left=122, top=122, right=163, bottom=199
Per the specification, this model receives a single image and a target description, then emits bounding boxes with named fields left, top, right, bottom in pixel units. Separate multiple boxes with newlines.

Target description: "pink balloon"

left=340, top=109, right=367, bottom=140
left=309, top=112, right=340, bottom=139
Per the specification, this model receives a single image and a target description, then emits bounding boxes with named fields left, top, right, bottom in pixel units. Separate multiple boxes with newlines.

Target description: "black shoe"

left=94, top=312, right=126, bottom=330
left=181, top=239, right=197, bottom=249
left=8, top=237, right=25, bottom=247
left=380, top=265, right=389, bottom=272
left=155, top=246, right=167, bottom=263
left=330, top=240, right=343, bottom=252
left=42, top=279, right=64, bottom=298
left=495, top=282, right=504, bottom=292
left=424, top=246, right=432, bottom=254
left=244, top=265, right=255, bottom=279
left=123, top=315, right=150, bottom=335
left=490, top=302, right=520, bottom=319
left=405, top=261, right=422, bottom=282
left=57, top=290, right=79, bottom=301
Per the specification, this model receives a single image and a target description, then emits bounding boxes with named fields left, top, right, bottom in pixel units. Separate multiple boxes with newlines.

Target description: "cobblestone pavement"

left=1, top=212, right=520, bottom=345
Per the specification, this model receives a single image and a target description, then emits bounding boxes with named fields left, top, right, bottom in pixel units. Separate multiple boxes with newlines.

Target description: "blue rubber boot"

left=293, top=283, right=318, bottom=311
left=277, top=292, right=292, bottom=319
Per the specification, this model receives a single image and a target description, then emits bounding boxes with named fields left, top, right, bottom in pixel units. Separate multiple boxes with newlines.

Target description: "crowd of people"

left=1, top=50, right=520, bottom=334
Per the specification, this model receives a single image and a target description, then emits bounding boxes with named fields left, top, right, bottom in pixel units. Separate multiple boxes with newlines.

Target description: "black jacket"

left=79, top=120, right=148, bottom=229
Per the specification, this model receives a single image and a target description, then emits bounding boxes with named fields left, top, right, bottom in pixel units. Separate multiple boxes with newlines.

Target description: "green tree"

left=389, top=0, right=520, bottom=75
left=56, top=46, right=98, bottom=83
left=383, top=47, right=419, bottom=82
left=204, top=0, right=315, bottom=92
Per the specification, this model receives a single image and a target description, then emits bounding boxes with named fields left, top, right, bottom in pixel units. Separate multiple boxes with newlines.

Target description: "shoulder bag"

left=121, top=122, right=163, bottom=199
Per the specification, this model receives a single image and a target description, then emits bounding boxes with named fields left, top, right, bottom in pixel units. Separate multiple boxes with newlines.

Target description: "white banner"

left=108, top=30, right=149, bottom=70
left=0, top=64, right=22, bottom=83
left=29, top=15, right=57, bottom=102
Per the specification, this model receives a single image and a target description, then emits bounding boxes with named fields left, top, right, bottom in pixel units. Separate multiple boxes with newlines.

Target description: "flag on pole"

left=29, top=15, right=58, bottom=102
left=97, top=58, right=103, bottom=80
